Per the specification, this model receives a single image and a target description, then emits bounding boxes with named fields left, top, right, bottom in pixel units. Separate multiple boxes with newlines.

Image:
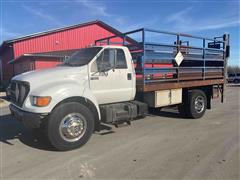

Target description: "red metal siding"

left=13, top=24, right=116, bottom=58
left=14, top=58, right=34, bottom=75
left=35, top=60, right=62, bottom=70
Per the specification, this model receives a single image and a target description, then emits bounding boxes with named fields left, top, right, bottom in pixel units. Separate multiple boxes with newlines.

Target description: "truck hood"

left=12, top=65, right=88, bottom=86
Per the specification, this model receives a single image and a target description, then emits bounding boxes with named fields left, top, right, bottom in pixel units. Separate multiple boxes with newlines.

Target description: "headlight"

left=31, top=96, right=52, bottom=107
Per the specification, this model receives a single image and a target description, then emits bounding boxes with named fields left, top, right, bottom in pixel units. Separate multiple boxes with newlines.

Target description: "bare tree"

left=227, top=65, right=240, bottom=74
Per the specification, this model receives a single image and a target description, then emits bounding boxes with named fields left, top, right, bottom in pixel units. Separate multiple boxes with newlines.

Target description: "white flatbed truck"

left=9, top=28, right=230, bottom=151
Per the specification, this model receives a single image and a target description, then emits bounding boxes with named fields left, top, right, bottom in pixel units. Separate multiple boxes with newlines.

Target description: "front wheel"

left=187, top=90, right=207, bottom=119
left=45, top=102, right=94, bottom=151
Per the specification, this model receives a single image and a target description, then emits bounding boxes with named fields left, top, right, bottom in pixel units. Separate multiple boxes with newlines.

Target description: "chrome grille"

left=10, top=81, right=30, bottom=107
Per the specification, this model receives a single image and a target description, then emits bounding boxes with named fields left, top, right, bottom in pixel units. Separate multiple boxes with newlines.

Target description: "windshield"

left=63, top=47, right=102, bottom=66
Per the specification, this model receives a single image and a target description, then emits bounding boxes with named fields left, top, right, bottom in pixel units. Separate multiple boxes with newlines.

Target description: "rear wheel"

left=45, top=102, right=94, bottom=151
left=187, top=90, right=207, bottom=119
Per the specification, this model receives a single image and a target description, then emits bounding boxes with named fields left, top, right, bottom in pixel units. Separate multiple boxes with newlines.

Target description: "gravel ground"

left=0, top=85, right=239, bottom=180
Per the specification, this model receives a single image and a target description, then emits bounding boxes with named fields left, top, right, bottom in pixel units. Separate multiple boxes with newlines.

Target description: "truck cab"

left=88, top=46, right=136, bottom=104
left=9, top=45, right=143, bottom=151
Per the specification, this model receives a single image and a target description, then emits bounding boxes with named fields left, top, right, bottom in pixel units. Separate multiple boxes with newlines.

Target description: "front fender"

left=22, top=80, right=101, bottom=119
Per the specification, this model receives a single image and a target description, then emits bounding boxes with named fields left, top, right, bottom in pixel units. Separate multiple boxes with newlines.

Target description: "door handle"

left=127, top=73, right=132, bottom=80
left=91, top=77, right=99, bottom=80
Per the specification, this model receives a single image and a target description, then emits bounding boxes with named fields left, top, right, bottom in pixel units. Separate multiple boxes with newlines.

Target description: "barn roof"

left=0, top=20, right=123, bottom=49
left=32, top=49, right=78, bottom=58
left=8, top=49, right=79, bottom=64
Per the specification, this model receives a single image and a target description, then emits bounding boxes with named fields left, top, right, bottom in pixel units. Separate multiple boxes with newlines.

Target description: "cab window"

left=102, top=49, right=115, bottom=68
left=91, top=49, right=115, bottom=72
left=116, top=49, right=127, bottom=69
left=91, top=48, right=127, bottom=72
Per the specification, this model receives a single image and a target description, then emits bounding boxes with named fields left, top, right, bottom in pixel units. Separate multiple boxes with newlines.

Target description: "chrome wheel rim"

left=194, top=96, right=205, bottom=113
left=59, top=113, right=87, bottom=142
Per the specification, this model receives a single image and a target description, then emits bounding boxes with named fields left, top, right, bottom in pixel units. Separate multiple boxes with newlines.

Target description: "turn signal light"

left=32, top=96, right=51, bottom=107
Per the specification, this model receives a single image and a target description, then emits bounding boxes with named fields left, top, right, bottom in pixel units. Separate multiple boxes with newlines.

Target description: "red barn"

left=0, top=20, right=124, bottom=87
left=9, top=49, right=78, bottom=75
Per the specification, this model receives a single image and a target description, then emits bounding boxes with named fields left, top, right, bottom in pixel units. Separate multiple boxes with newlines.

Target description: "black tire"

left=45, top=102, right=94, bottom=151
left=187, top=90, right=207, bottom=119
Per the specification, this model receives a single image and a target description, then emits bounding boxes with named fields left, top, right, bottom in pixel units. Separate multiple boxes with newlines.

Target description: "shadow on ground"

left=147, top=107, right=183, bottom=119
left=0, top=114, right=56, bottom=151
left=0, top=114, right=119, bottom=151
left=0, top=108, right=183, bottom=151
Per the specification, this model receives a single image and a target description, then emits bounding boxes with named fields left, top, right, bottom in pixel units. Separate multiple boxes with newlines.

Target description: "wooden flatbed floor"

left=137, top=79, right=224, bottom=92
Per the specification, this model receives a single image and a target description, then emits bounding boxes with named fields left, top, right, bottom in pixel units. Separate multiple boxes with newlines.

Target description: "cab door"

left=89, top=48, right=134, bottom=104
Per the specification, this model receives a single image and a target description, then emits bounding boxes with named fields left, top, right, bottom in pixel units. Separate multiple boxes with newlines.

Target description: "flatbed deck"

left=95, top=28, right=229, bottom=96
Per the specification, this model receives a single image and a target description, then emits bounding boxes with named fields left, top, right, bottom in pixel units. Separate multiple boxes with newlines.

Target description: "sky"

left=0, top=0, right=239, bottom=65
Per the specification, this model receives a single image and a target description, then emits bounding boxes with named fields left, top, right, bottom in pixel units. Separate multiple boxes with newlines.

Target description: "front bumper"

left=9, top=104, right=47, bottom=129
